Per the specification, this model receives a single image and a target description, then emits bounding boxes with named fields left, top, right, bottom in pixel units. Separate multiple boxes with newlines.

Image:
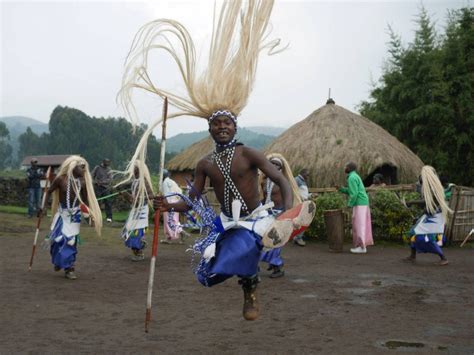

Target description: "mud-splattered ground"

left=1, top=212, right=473, bottom=353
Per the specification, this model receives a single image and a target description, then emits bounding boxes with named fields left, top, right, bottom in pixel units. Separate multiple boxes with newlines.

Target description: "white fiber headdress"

left=51, top=155, right=102, bottom=236
left=266, top=153, right=302, bottom=207
left=118, top=0, right=285, bottom=125
left=420, top=165, right=452, bottom=220
left=117, top=0, right=285, bottom=196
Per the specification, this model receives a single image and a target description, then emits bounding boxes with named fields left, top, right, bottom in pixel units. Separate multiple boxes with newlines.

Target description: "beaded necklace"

left=66, top=176, right=81, bottom=212
left=265, top=178, right=274, bottom=205
left=212, top=141, right=248, bottom=215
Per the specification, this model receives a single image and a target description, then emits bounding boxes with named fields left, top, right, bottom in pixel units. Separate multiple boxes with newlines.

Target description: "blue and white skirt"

left=49, top=205, right=81, bottom=270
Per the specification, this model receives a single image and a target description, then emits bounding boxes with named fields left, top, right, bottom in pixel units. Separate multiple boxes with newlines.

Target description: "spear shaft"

left=145, top=97, right=168, bottom=333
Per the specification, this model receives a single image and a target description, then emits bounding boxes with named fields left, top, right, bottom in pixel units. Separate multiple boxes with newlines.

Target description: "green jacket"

left=339, top=171, right=369, bottom=207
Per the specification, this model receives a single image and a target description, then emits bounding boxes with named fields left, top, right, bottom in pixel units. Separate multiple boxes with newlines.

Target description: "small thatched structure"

left=264, top=100, right=424, bottom=187
left=166, top=137, right=214, bottom=185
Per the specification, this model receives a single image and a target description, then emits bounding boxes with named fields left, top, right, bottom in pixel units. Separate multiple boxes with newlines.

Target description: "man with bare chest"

left=123, top=0, right=316, bottom=321
left=155, top=113, right=298, bottom=320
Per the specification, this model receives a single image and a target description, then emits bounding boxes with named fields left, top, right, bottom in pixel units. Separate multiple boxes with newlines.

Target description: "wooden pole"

left=28, top=166, right=52, bottom=271
left=145, top=97, right=168, bottom=333
left=460, top=229, right=474, bottom=248
left=157, top=97, right=168, bottom=193
left=448, top=186, right=462, bottom=245
left=145, top=211, right=160, bottom=332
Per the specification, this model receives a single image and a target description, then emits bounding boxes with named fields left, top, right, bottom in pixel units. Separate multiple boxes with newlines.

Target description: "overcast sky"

left=1, top=0, right=469, bottom=137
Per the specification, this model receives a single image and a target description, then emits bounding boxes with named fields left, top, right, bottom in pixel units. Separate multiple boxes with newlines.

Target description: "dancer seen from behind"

left=293, top=168, right=310, bottom=246
left=119, top=1, right=316, bottom=320
left=338, top=162, right=374, bottom=254
left=161, top=169, right=184, bottom=244
left=119, top=160, right=154, bottom=261
left=405, top=166, right=451, bottom=266
left=41, top=156, right=102, bottom=279
left=260, top=154, right=302, bottom=278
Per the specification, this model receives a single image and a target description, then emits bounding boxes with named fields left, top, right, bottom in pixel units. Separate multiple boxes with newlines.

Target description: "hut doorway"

left=364, top=164, right=398, bottom=186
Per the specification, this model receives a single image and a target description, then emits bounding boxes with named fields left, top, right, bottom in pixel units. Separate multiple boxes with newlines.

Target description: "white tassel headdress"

left=115, top=159, right=155, bottom=212
left=118, top=0, right=285, bottom=124
left=51, top=155, right=103, bottom=236
left=117, top=0, right=285, bottom=197
left=267, top=153, right=302, bottom=208
left=420, top=165, right=452, bottom=220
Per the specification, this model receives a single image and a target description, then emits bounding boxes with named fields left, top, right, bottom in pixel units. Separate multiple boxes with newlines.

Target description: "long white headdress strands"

left=52, top=155, right=102, bottom=236
left=118, top=0, right=285, bottom=125
left=420, top=165, right=452, bottom=220
left=267, top=153, right=301, bottom=207
left=115, top=159, right=155, bottom=213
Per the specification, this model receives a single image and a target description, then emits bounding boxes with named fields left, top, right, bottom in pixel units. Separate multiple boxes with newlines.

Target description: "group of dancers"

left=38, top=0, right=452, bottom=320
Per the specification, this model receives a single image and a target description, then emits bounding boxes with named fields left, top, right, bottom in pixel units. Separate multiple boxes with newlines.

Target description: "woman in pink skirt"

left=339, top=162, right=374, bottom=253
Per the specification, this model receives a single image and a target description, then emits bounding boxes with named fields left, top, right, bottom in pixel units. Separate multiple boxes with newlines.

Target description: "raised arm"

left=153, top=160, right=207, bottom=213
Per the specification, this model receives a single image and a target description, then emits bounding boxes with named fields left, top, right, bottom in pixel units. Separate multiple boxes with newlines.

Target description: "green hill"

left=0, top=116, right=49, bottom=161
left=167, top=127, right=276, bottom=152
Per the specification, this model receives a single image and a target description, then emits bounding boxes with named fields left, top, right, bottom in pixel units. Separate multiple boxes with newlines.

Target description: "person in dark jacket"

left=92, top=159, right=113, bottom=222
left=26, top=158, right=44, bottom=218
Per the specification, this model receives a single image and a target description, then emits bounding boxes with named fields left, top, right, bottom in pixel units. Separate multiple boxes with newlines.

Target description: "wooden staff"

left=460, top=229, right=474, bottom=248
left=145, top=97, right=168, bottom=333
left=28, top=166, right=52, bottom=271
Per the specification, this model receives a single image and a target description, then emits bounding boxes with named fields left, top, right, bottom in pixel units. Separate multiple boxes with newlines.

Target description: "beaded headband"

left=270, top=157, right=283, bottom=166
left=208, top=110, right=237, bottom=125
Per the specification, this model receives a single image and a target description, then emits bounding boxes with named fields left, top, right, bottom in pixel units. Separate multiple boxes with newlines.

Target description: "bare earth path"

left=1, top=212, right=473, bottom=354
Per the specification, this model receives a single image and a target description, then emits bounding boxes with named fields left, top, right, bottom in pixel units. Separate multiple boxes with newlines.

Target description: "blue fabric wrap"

left=410, top=235, right=445, bottom=256
left=197, top=228, right=263, bottom=287
left=125, top=228, right=146, bottom=250
left=409, top=211, right=445, bottom=256
left=49, top=217, right=77, bottom=270
left=260, top=247, right=283, bottom=267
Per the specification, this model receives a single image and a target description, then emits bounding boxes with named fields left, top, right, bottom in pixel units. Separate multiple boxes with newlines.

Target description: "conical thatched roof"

left=264, top=101, right=424, bottom=187
left=167, top=136, right=214, bottom=171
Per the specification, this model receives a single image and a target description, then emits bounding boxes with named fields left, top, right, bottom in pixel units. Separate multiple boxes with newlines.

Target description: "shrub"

left=370, top=190, right=421, bottom=242
left=305, top=190, right=423, bottom=242
left=305, top=192, right=346, bottom=240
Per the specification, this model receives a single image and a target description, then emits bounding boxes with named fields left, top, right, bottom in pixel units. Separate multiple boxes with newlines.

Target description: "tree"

left=46, top=106, right=164, bottom=172
left=0, top=121, right=13, bottom=169
left=18, top=127, right=47, bottom=163
left=360, top=6, right=474, bottom=186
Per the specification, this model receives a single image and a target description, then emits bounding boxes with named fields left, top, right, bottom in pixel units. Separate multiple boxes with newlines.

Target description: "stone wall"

left=0, top=177, right=29, bottom=206
left=0, top=177, right=130, bottom=211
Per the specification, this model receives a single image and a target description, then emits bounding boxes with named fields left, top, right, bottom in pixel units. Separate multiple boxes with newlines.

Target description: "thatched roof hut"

left=166, top=137, right=214, bottom=185
left=264, top=100, right=424, bottom=187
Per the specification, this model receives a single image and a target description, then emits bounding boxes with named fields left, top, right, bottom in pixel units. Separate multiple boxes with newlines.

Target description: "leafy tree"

left=45, top=106, right=164, bottom=172
left=360, top=6, right=474, bottom=186
left=18, top=127, right=47, bottom=162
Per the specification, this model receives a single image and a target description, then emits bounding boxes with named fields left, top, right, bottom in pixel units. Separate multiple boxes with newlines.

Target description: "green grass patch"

left=0, top=205, right=28, bottom=214
left=0, top=169, right=25, bottom=178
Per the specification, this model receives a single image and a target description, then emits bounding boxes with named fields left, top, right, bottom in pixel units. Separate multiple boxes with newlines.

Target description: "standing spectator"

left=92, top=158, right=113, bottom=222
left=26, top=158, right=44, bottom=218
left=161, top=169, right=183, bottom=243
left=338, top=162, right=374, bottom=254
left=293, top=168, right=310, bottom=246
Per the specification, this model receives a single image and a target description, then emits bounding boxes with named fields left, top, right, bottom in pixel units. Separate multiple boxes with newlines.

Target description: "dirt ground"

left=1, top=212, right=474, bottom=354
